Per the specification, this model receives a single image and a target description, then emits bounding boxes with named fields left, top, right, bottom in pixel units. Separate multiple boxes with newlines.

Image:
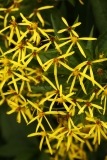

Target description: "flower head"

left=28, top=6, right=54, bottom=27
left=58, top=17, right=81, bottom=37
left=59, top=35, right=97, bottom=57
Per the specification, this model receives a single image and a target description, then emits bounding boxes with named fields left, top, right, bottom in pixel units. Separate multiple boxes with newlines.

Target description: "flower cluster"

left=0, top=0, right=107, bottom=160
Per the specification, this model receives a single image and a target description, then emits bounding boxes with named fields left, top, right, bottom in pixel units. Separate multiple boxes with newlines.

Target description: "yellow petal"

left=28, top=12, right=34, bottom=18
left=59, top=39, right=71, bottom=48
left=79, top=37, right=97, bottom=40
left=17, top=112, right=21, bottom=123
left=27, top=100, right=41, bottom=111
left=37, top=12, right=44, bottom=27
left=54, top=63, right=59, bottom=89
left=39, top=136, right=44, bottom=150
left=72, top=22, right=81, bottom=28
left=66, top=43, right=74, bottom=54
left=77, top=42, right=86, bottom=58
left=70, top=76, right=76, bottom=93
left=21, top=110, right=28, bottom=124
left=38, top=6, right=54, bottom=10
left=71, top=30, right=79, bottom=37
left=61, top=17, right=68, bottom=27
left=45, top=136, right=53, bottom=155
left=42, top=75, right=57, bottom=90
left=58, top=29, right=67, bottom=33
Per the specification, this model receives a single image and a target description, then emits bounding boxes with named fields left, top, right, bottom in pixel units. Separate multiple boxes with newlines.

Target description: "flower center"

left=16, top=106, right=21, bottom=112
left=38, top=112, right=45, bottom=117
left=56, top=97, right=64, bottom=103
left=41, top=131, right=47, bottom=136
left=10, top=20, right=17, bottom=27
left=28, top=23, right=38, bottom=30
left=31, top=23, right=38, bottom=29
left=87, top=61, right=92, bottom=66
left=33, top=9, right=38, bottom=14
left=5, top=8, right=11, bottom=13
left=73, top=69, right=79, bottom=76
left=86, top=102, right=91, bottom=107
left=71, top=36, right=78, bottom=43
left=50, top=36, right=56, bottom=42
left=2, top=58, right=9, bottom=66
left=96, top=120, right=101, bottom=126
left=7, top=69, right=13, bottom=75
left=104, top=88, right=107, bottom=95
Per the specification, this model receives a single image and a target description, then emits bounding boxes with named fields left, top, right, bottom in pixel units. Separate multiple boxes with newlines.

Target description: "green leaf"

left=90, top=0, right=107, bottom=34
left=95, top=45, right=99, bottom=59
left=79, top=113, right=86, bottom=125
left=51, top=9, right=66, bottom=38
left=86, top=26, right=94, bottom=54
left=95, top=29, right=107, bottom=53
left=73, top=15, right=80, bottom=24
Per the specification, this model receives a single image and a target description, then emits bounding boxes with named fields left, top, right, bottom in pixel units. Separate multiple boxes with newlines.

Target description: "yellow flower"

left=69, top=98, right=84, bottom=116
left=48, top=85, right=76, bottom=112
left=11, top=0, right=23, bottom=8
left=56, top=111, right=78, bottom=130
left=49, top=141, right=81, bottom=160
left=59, top=35, right=97, bottom=57
left=66, top=65, right=104, bottom=93
left=0, top=16, right=20, bottom=45
left=42, top=51, right=74, bottom=88
left=28, top=130, right=53, bottom=154
left=0, top=65, right=30, bottom=93
left=21, top=48, right=45, bottom=68
left=75, top=58, right=107, bottom=85
left=0, top=32, right=17, bottom=48
left=28, top=99, right=65, bottom=132
left=67, top=69, right=87, bottom=94
left=31, top=28, right=54, bottom=45
left=41, top=36, right=62, bottom=54
left=3, top=40, right=37, bottom=63
left=78, top=93, right=102, bottom=117
left=43, top=51, right=74, bottom=71
left=6, top=99, right=32, bottom=123
left=58, top=17, right=81, bottom=37
left=2, top=85, right=26, bottom=103
left=18, top=13, right=49, bottom=43
left=28, top=6, right=54, bottom=27
left=51, top=126, right=84, bottom=151
left=84, top=116, right=107, bottom=145
left=8, top=66, right=39, bottom=92
left=0, top=6, right=19, bottom=27
left=28, top=67, right=44, bottom=84
left=40, top=75, right=76, bottom=111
